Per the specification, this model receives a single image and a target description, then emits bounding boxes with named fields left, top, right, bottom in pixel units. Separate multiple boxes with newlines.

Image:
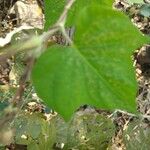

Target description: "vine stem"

left=55, top=0, right=76, bottom=26
left=42, top=0, right=76, bottom=44
left=0, top=57, right=35, bottom=129
left=31, top=0, right=76, bottom=58
left=11, top=57, right=35, bottom=107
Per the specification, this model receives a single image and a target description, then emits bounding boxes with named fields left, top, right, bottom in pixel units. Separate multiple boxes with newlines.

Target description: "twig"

left=43, top=0, right=76, bottom=42
left=0, top=57, right=35, bottom=129
left=33, top=0, right=76, bottom=57
left=0, top=56, right=35, bottom=131
left=11, top=56, right=35, bottom=107
left=55, top=0, right=76, bottom=27
left=55, top=0, right=76, bottom=45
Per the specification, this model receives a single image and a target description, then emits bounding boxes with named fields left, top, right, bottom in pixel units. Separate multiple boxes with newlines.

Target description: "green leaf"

left=44, top=0, right=66, bottom=30
left=33, top=5, right=149, bottom=120
left=44, top=0, right=113, bottom=29
left=66, top=0, right=113, bottom=26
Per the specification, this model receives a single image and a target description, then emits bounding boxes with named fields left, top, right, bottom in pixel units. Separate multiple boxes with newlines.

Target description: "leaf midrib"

left=72, top=44, right=124, bottom=103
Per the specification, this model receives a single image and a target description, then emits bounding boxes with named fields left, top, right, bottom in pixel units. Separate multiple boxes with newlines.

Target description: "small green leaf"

left=33, top=5, right=149, bottom=120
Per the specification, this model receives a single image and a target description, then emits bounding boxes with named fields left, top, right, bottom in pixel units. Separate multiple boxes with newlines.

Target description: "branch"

left=55, top=0, right=76, bottom=27
left=0, top=57, right=35, bottom=130
left=11, top=56, right=35, bottom=107
left=32, top=0, right=76, bottom=57
left=43, top=0, right=76, bottom=42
